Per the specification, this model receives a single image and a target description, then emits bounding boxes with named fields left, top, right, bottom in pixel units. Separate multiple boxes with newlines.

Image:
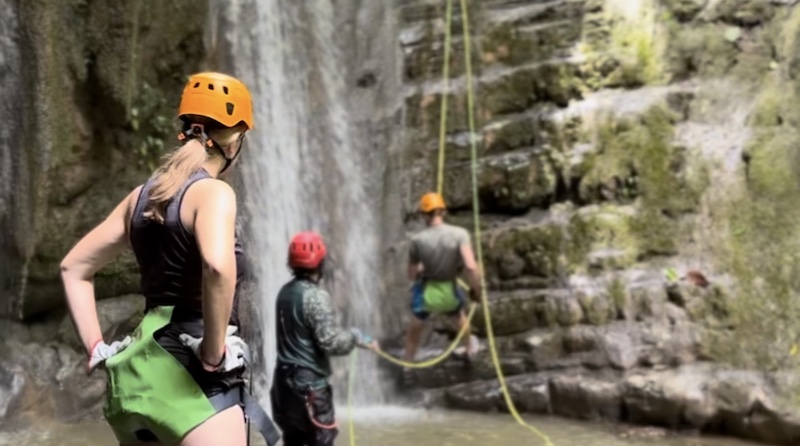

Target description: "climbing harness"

left=346, top=0, right=556, bottom=445
left=304, top=388, right=339, bottom=430
left=208, top=381, right=281, bottom=446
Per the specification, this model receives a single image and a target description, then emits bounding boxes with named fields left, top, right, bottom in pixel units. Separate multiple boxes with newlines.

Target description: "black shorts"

left=270, top=364, right=338, bottom=446
left=153, top=313, right=246, bottom=397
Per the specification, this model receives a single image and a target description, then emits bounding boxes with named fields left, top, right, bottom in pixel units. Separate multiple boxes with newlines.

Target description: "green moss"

left=574, top=205, right=640, bottom=266
left=481, top=63, right=582, bottom=117
left=581, top=104, right=701, bottom=213
left=129, top=81, right=175, bottom=170
left=710, top=77, right=800, bottom=375
left=629, top=210, right=678, bottom=257
left=10, top=0, right=208, bottom=320
left=713, top=0, right=775, bottom=27
left=481, top=14, right=582, bottom=67
left=608, top=278, right=627, bottom=320
left=578, top=290, right=612, bottom=326
left=660, top=0, right=706, bottom=22
left=578, top=2, right=670, bottom=90
left=666, top=23, right=738, bottom=81
left=479, top=154, right=556, bottom=212
left=403, top=92, right=471, bottom=141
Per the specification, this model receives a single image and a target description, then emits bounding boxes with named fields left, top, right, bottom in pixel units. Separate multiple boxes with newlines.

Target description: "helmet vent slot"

left=226, top=102, right=235, bottom=116
left=223, top=86, right=229, bottom=95
left=208, top=84, right=215, bottom=90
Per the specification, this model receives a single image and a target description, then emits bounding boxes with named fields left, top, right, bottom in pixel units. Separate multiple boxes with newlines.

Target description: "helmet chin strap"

left=179, top=123, right=243, bottom=175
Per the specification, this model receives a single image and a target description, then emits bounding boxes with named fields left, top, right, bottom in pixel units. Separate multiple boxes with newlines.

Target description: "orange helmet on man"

left=419, top=192, right=446, bottom=213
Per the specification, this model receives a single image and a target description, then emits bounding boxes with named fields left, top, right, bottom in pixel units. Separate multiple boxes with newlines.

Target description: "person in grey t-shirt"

left=403, top=192, right=482, bottom=366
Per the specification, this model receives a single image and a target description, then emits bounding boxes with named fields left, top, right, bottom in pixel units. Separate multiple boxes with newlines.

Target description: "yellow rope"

left=371, top=303, right=477, bottom=368
left=347, top=1, right=554, bottom=445
left=348, top=348, right=358, bottom=446
left=436, top=0, right=454, bottom=195
left=459, top=1, right=554, bottom=444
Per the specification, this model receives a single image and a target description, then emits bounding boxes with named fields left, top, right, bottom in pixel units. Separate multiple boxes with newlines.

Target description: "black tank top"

left=129, top=169, right=249, bottom=325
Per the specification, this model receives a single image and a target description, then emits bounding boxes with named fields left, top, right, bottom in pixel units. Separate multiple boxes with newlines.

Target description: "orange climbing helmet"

left=419, top=192, right=446, bottom=213
left=178, top=72, right=254, bottom=129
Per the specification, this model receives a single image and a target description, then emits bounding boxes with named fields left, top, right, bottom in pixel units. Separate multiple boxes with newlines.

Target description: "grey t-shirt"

left=409, top=223, right=471, bottom=281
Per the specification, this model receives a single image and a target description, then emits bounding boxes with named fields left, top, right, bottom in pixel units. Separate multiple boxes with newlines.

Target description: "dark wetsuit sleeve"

left=303, top=288, right=357, bottom=356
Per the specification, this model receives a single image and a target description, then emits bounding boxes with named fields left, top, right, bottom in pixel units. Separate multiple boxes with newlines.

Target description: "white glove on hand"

left=178, top=326, right=251, bottom=373
left=88, top=336, right=133, bottom=372
left=349, top=328, right=374, bottom=348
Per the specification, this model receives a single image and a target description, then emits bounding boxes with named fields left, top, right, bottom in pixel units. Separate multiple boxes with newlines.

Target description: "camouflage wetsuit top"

left=274, top=278, right=357, bottom=378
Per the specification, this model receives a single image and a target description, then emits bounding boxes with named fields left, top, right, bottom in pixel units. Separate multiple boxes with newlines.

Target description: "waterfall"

left=210, top=0, right=396, bottom=407
left=0, top=0, right=22, bottom=318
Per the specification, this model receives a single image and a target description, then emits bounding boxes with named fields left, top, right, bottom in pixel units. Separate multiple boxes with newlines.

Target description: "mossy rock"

left=712, top=0, right=775, bottom=27
left=478, top=151, right=557, bottom=213
left=629, top=282, right=669, bottom=321
left=434, top=151, right=557, bottom=213
left=666, top=23, right=738, bottom=81
left=481, top=17, right=582, bottom=68
left=404, top=92, right=472, bottom=140
left=480, top=62, right=583, bottom=117
left=483, top=215, right=593, bottom=283
left=574, top=205, right=641, bottom=268
left=715, top=121, right=800, bottom=370
left=608, top=277, right=629, bottom=320
left=660, top=0, right=708, bottom=23
left=576, top=287, right=615, bottom=326
left=4, top=0, right=207, bottom=320
left=579, top=104, right=703, bottom=217
left=471, top=290, right=550, bottom=337
left=483, top=116, right=544, bottom=155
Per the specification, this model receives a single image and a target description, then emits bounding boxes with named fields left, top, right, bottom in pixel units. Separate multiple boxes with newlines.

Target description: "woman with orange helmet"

left=60, top=72, right=279, bottom=446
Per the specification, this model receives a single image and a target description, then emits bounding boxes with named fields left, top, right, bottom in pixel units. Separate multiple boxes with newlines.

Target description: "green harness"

left=104, top=306, right=218, bottom=445
left=103, top=307, right=280, bottom=446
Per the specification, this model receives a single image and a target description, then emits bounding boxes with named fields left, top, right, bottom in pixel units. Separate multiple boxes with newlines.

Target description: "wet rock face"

left=388, top=0, right=800, bottom=444
left=0, top=0, right=208, bottom=320
left=0, top=364, right=25, bottom=422
left=0, top=294, right=144, bottom=425
left=437, top=364, right=800, bottom=445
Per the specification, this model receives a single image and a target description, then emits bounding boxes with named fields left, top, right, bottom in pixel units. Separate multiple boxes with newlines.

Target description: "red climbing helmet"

left=288, top=231, right=328, bottom=269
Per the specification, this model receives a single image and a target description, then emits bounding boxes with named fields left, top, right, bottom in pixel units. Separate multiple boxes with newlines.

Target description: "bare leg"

left=456, top=310, right=476, bottom=357
left=403, top=317, right=426, bottom=364
left=180, top=406, right=247, bottom=446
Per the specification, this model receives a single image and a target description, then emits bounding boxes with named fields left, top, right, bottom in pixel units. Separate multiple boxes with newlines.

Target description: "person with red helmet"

left=403, top=192, right=482, bottom=371
left=271, top=231, right=377, bottom=446
left=60, top=72, right=279, bottom=446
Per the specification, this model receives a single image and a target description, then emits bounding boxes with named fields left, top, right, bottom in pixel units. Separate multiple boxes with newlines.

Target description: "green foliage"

left=129, top=81, right=175, bottom=170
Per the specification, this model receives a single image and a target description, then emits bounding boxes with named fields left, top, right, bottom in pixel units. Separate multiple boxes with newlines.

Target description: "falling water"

left=210, top=0, right=395, bottom=407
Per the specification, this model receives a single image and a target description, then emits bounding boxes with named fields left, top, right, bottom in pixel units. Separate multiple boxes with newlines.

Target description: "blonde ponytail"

left=144, top=122, right=248, bottom=224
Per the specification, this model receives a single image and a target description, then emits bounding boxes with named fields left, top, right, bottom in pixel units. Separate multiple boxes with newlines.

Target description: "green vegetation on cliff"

left=6, top=0, right=208, bottom=319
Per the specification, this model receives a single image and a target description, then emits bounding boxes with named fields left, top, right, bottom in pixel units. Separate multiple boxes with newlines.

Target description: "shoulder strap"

left=164, top=169, right=213, bottom=226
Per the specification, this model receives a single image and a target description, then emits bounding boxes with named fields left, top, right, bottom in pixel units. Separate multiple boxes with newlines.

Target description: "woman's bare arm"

left=60, top=187, right=139, bottom=355
left=190, top=179, right=238, bottom=368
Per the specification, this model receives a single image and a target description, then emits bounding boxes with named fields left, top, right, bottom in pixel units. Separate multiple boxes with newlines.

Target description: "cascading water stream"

left=210, top=0, right=390, bottom=408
